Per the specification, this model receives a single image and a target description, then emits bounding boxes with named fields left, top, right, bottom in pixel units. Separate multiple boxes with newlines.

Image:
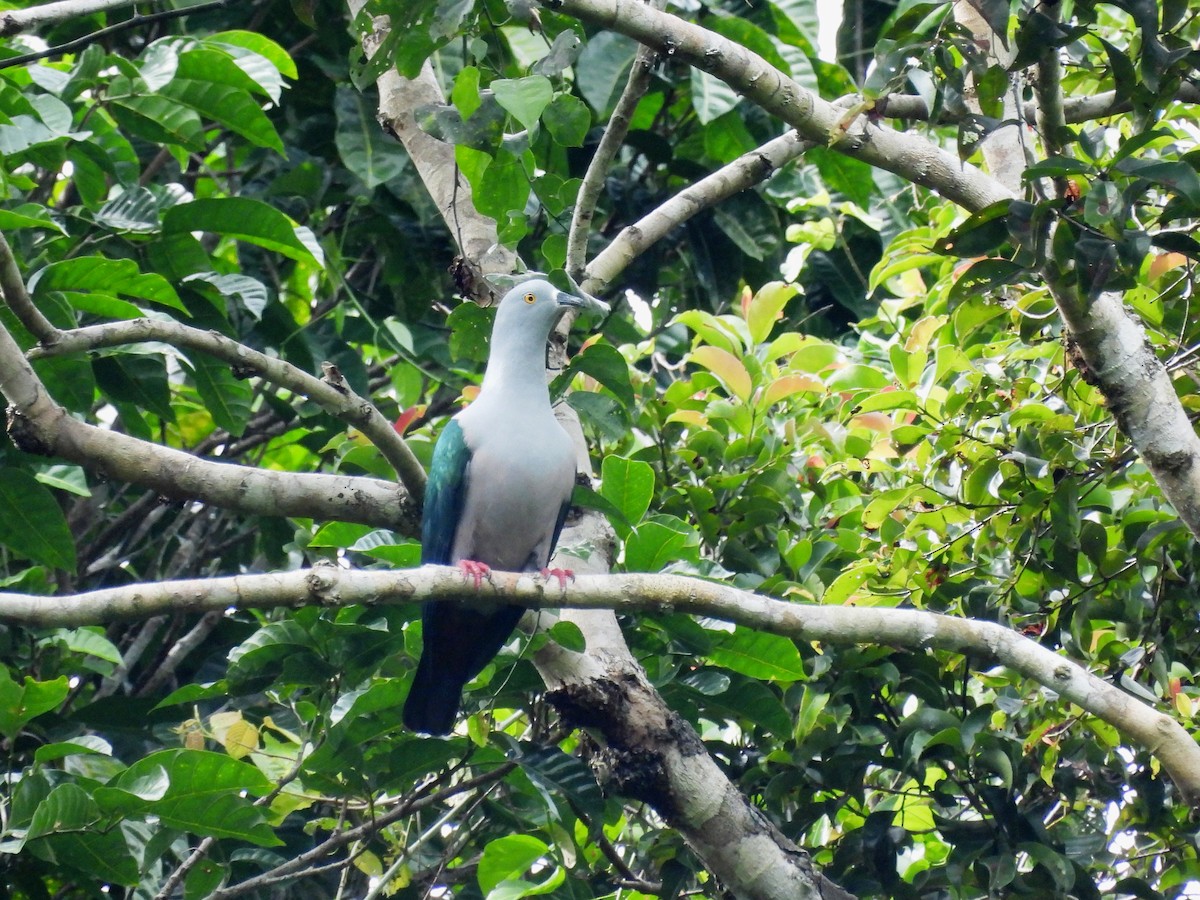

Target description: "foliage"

left=0, top=0, right=1198, bottom=897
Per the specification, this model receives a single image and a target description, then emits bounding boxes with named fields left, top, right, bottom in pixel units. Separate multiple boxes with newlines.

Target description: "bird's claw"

left=540, top=567, right=575, bottom=590
left=458, top=560, right=492, bottom=589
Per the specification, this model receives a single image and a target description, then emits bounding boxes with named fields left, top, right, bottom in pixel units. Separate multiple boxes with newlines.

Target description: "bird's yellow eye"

left=523, top=292, right=536, bottom=304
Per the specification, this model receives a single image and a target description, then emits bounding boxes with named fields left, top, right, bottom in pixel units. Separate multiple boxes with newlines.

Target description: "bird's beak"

left=555, top=289, right=610, bottom=317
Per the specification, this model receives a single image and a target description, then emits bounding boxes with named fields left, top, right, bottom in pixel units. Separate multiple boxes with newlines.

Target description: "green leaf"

left=599, top=456, right=655, bottom=530
left=163, top=198, right=324, bottom=266
left=625, top=520, right=697, bottom=572
left=335, top=86, right=409, bottom=189
left=547, top=621, right=586, bottom=653
left=310, top=521, right=375, bottom=548
left=183, top=272, right=269, bottom=319
left=0, top=202, right=66, bottom=233
left=109, top=93, right=205, bottom=151
left=691, top=346, right=753, bottom=401
left=47, top=627, right=123, bottom=665
left=210, top=30, right=297, bottom=79
left=492, top=76, right=553, bottom=132
left=0, top=468, right=77, bottom=570
left=93, top=355, right=175, bottom=422
left=542, top=93, right=591, bottom=146
left=474, top=150, right=531, bottom=224
left=184, top=354, right=254, bottom=437
left=574, top=32, right=638, bottom=114
left=518, top=746, right=603, bottom=820
left=112, top=749, right=281, bottom=845
left=746, top=281, right=798, bottom=343
left=31, top=257, right=185, bottom=313
left=709, top=628, right=806, bottom=681
left=27, top=828, right=140, bottom=885
left=478, top=834, right=550, bottom=894
left=448, top=300, right=493, bottom=362
left=0, top=670, right=69, bottom=738
left=26, top=783, right=101, bottom=840
left=34, top=735, right=112, bottom=764
left=690, top=69, right=740, bottom=124
left=557, top=341, right=633, bottom=408
left=1115, top=158, right=1200, bottom=207
left=160, top=78, right=283, bottom=151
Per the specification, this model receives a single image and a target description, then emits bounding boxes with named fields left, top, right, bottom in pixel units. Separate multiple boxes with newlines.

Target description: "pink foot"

left=540, top=567, right=575, bottom=589
left=458, top=560, right=492, bottom=589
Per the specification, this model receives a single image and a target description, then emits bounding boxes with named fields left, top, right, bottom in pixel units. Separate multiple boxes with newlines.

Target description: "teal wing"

left=420, top=418, right=470, bottom=566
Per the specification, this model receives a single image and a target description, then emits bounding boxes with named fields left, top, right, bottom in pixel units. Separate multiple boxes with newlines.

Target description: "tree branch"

left=30, top=317, right=426, bottom=497
left=0, top=312, right=415, bottom=531
left=0, top=0, right=234, bottom=68
left=350, top=0, right=517, bottom=284
left=582, top=130, right=811, bottom=295
left=4, top=564, right=1197, bottom=804
left=549, top=0, right=1012, bottom=212
left=874, top=83, right=1200, bottom=125
left=0, top=232, right=59, bottom=344
left=566, top=20, right=662, bottom=280
left=0, top=0, right=140, bottom=36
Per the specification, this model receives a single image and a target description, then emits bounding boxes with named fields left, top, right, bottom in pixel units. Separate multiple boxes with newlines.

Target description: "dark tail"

left=403, top=603, right=525, bottom=735
left=402, top=653, right=464, bottom=736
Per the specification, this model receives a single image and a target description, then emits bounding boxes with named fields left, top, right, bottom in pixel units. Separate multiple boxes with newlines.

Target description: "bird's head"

left=495, top=279, right=609, bottom=339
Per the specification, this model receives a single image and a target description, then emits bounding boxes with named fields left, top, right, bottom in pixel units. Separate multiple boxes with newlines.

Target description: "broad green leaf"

left=599, top=455, right=655, bottom=529
left=0, top=202, right=65, bottom=233
left=46, top=627, right=123, bottom=665
left=492, top=76, right=553, bottom=132
left=559, top=341, right=633, bottom=408
left=335, top=86, right=409, bottom=189
left=625, top=520, right=697, bottom=572
left=112, top=749, right=280, bottom=845
left=93, top=355, right=175, bottom=422
left=162, top=78, right=283, bottom=154
left=542, top=92, right=590, bottom=147
left=210, top=30, right=297, bottom=79
left=478, top=834, right=550, bottom=894
left=310, top=521, right=375, bottom=548
left=574, top=32, right=637, bottom=114
left=27, top=827, right=139, bottom=885
left=184, top=354, right=254, bottom=437
left=31, top=257, right=185, bottom=313
left=183, top=272, right=269, bottom=318
left=34, top=464, right=90, bottom=497
left=709, top=628, right=806, bottom=681
left=0, top=670, right=69, bottom=738
left=690, top=68, right=740, bottom=124
left=474, top=150, right=530, bottom=224
left=0, top=468, right=77, bottom=570
left=163, top=198, right=324, bottom=266
left=34, top=735, right=112, bottom=764
left=518, top=746, right=603, bottom=820
left=26, top=784, right=101, bottom=840
left=109, top=93, right=205, bottom=150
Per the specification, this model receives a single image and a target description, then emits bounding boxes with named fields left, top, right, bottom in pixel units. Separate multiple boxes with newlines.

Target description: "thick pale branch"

left=567, top=19, right=662, bottom=279
left=29, top=317, right=425, bottom=497
left=876, top=84, right=1200, bottom=123
left=0, top=313, right=414, bottom=531
left=583, top=131, right=811, bottom=295
left=0, top=232, right=58, bottom=343
left=5, top=565, right=1198, bottom=804
left=550, top=0, right=1012, bottom=212
left=350, top=0, right=517, bottom=281
left=0, top=0, right=140, bottom=35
